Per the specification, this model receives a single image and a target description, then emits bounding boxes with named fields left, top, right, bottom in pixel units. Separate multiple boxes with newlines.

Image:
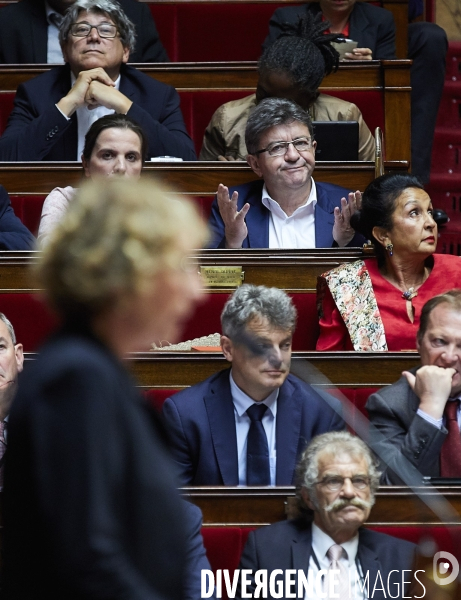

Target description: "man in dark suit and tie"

left=0, top=0, right=195, bottom=162
left=367, top=290, right=461, bottom=484
left=208, top=98, right=365, bottom=249
left=237, top=431, right=417, bottom=600
left=162, top=284, right=345, bottom=486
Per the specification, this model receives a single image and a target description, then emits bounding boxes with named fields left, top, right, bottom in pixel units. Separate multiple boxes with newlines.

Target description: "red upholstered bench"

left=147, top=1, right=408, bottom=62
left=0, top=293, right=58, bottom=352
left=0, top=88, right=385, bottom=158
left=178, top=292, right=319, bottom=351
left=0, top=91, right=15, bottom=136
left=10, top=195, right=46, bottom=236
left=148, top=2, right=292, bottom=62
left=178, top=89, right=385, bottom=157
left=0, top=291, right=318, bottom=351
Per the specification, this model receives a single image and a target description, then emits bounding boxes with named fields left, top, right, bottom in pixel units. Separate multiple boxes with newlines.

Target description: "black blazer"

left=2, top=327, right=187, bottom=599
left=0, top=0, right=169, bottom=63
left=263, top=1, right=396, bottom=59
left=0, top=63, right=196, bottom=161
left=238, top=519, right=416, bottom=600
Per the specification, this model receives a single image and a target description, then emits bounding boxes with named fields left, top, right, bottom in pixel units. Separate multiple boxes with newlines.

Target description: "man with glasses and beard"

left=237, top=431, right=416, bottom=599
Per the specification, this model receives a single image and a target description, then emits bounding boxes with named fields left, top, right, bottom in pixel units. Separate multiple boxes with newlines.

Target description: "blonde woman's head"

left=37, top=178, right=207, bottom=343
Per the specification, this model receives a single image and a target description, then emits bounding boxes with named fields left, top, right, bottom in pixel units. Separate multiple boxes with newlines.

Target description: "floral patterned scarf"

left=319, top=260, right=388, bottom=351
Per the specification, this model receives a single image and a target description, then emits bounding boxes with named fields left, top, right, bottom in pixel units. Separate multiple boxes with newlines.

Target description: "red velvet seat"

left=179, top=292, right=319, bottom=351
left=177, top=89, right=385, bottom=157
left=0, top=293, right=58, bottom=351
left=0, top=88, right=385, bottom=158
left=148, top=3, right=293, bottom=62
left=0, top=91, right=15, bottom=135
left=10, top=194, right=46, bottom=236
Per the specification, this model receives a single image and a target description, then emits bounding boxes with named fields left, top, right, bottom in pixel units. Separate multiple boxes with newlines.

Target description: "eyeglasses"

left=315, top=476, right=370, bottom=491
left=70, top=22, right=118, bottom=38
left=254, top=137, right=313, bottom=157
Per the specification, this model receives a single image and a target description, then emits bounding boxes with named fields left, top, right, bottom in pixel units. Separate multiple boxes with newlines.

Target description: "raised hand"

left=216, top=183, right=250, bottom=248
left=333, top=190, right=362, bottom=247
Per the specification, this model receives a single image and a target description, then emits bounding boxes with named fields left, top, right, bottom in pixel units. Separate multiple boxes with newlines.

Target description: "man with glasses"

left=208, top=98, right=365, bottom=249
left=0, top=0, right=168, bottom=64
left=237, top=431, right=416, bottom=599
left=0, top=0, right=195, bottom=161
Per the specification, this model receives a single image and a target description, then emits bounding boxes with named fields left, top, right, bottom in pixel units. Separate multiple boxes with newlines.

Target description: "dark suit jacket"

left=0, top=184, right=35, bottom=249
left=208, top=179, right=366, bottom=248
left=0, top=63, right=196, bottom=161
left=162, top=369, right=345, bottom=486
left=366, top=372, right=447, bottom=484
left=263, top=1, right=396, bottom=59
left=183, top=501, right=216, bottom=600
left=0, top=0, right=168, bottom=63
left=238, top=519, right=416, bottom=600
left=2, top=326, right=187, bottom=599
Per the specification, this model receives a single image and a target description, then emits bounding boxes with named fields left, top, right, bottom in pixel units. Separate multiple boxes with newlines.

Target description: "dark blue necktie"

left=246, top=403, right=270, bottom=486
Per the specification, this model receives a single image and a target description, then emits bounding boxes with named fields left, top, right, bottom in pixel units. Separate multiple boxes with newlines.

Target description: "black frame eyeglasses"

left=254, top=137, right=313, bottom=157
left=70, top=22, right=118, bottom=38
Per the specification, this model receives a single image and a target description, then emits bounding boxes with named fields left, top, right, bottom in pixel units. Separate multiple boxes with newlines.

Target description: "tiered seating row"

left=0, top=249, right=369, bottom=350
left=147, top=0, right=410, bottom=62
left=0, top=0, right=410, bottom=61
left=0, top=60, right=411, bottom=161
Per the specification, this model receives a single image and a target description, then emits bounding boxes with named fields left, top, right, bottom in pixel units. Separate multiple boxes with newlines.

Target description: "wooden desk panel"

left=183, top=486, right=461, bottom=526
left=125, top=351, right=420, bottom=388
left=0, top=161, right=409, bottom=195
left=21, top=349, right=419, bottom=388
left=0, top=248, right=366, bottom=293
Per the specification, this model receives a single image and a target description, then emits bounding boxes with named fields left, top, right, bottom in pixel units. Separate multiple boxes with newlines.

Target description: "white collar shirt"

left=305, top=523, right=364, bottom=599
left=45, top=2, right=65, bottom=64
left=230, top=370, right=278, bottom=486
left=261, top=179, right=317, bottom=249
left=72, top=72, right=121, bottom=160
left=417, top=397, right=461, bottom=430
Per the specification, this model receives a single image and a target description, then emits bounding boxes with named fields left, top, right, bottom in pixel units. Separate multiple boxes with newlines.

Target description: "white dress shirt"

left=75, top=73, right=121, bottom=160
left=417, top=398, right=461, bottom=430
left=230, top=370, right=278, bottom=486
left=306, top=523, right=364, bottom=600
left=45, top=2, right=65, bottom=64
left=261, top=179, right=317, bottom=249
left=55, top=73, right=121, bottom=160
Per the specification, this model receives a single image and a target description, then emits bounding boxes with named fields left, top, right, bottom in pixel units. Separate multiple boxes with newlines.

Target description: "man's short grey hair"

left=245, top=98, right=314, bottom=155
left=0, top=313, right=16, bottom=345
left=59, top=0, right=136, bottom=53
left=221, top=284, right=297, bottom=340
left=295, top=431, right=381, bottom=509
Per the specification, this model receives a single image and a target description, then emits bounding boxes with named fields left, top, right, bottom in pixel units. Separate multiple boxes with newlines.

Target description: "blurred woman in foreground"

left=38, top=113, right=146, bottom=246
left=316, top=173, right=461, bottom=351
left=3, top=178, right=207, bottom=599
